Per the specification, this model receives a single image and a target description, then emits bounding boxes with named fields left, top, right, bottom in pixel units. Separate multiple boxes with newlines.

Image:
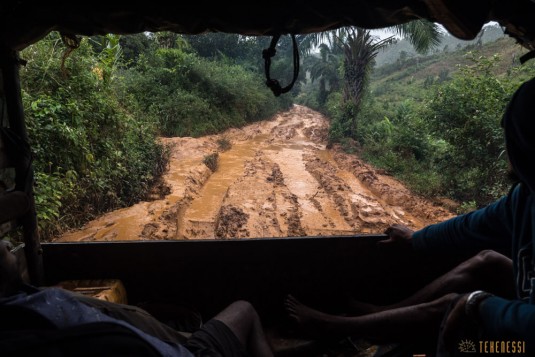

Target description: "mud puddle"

left=55, top=105, right=455, bottom=242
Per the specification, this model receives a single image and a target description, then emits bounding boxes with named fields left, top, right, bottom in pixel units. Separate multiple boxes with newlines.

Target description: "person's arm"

left=412, top=192, right=514, bottom=254
left=441, top=292, right=535, bottom=353
left=378, top=224, right=415, bottom=251
left=478, top=295, right=535, bottom=348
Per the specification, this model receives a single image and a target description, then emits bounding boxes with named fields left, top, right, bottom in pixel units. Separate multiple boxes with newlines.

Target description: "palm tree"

left=340, top=28, right=394, bottom=111
left=392, top=20, right=443, bottom=54
left=300, top=19, right=441, bottom=136
left=304, top=42, right=342, bottom=105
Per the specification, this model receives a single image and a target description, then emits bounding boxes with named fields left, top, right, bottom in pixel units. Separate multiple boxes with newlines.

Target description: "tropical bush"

left=18, top=32, right=292, bottom=239
left=20, top=33, right=168, bottom=239
left=203, top=153, right=219, bottom=172
left=422, top=54, right=518, bottom=204
left=120, top=43, right=291, bottom=137
left=217, top=137, right=232, bottom=151
left=318, top=51, right=532, bottom=207
left=360, top=54, right=529, bottom=205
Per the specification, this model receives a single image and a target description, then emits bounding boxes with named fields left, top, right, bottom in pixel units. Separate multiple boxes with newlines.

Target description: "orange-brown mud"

left=55, top=105, right=455, bottom=242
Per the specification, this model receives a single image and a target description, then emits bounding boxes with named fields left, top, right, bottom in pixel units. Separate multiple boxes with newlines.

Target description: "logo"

left=457, top=339, right=526, bottom=354
left=459, top=340, right=477, bottom=353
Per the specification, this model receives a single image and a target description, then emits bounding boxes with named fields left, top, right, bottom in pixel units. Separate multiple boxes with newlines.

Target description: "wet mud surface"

left=55, top=105, right=455, bottom=242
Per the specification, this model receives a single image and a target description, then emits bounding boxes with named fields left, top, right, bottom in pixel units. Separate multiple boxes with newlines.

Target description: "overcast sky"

left=370, top=21, right=499, bottom=41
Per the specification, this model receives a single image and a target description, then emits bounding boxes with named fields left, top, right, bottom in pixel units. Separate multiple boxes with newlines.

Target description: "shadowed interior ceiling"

left=0, top=1, right=534, bottom=51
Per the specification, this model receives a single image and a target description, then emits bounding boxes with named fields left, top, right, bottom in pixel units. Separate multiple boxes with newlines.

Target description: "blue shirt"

left=413, top=183, right=535, bottom=345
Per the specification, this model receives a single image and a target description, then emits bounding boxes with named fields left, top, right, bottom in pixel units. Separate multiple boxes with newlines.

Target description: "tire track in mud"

left=54, top=105, right=455, bottom=242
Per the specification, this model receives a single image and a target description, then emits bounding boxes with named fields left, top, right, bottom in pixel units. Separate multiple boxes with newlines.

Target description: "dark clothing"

left=502, top=77, right=535, bottom=194
left=79, top=296, right=247, bottom=356
left=74, top=294, right=190, bottom=346
left=1, top=320, right=170, bottom=357
left=185, top=319, right=248, bottom=357
left=413, top=77, right=535, bottom=350
left=79, top=297, right=247, bottom=357
left=0, top=287, right=194, bottom=356
left=0, top=286, right=248, bottom=357
left=413, top=183, right=535, bottom=347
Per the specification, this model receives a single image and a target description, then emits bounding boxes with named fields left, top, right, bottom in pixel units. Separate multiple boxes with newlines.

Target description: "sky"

left=370, top=21, right=499, bottom=41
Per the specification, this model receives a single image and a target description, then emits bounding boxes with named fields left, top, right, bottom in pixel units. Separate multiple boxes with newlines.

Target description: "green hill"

left=370, top=33, right=532, bottom=106
left=352, top=32, right=535, bottom=207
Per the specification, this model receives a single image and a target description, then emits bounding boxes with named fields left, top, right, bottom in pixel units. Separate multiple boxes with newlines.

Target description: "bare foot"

left=284, top=294, right=339, bottom=337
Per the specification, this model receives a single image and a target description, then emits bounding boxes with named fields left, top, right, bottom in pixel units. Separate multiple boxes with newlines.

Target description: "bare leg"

left=345, top=250, right=514, bottom=315
left=213, top=300, right=274, bottom=357
left=285, top=293, right=459, bottom=344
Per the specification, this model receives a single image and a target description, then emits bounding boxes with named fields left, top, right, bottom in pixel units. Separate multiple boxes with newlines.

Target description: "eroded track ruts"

left=55, top=105, right=455, bottom=242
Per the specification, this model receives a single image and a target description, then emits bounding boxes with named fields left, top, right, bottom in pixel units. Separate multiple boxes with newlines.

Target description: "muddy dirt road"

left=55, top=105, right=455, bottom=242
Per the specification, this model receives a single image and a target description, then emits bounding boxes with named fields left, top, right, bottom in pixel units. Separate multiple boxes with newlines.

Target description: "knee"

left=464, top=250, right=510, bottom=274
left=476, top=249, right=510, bottom=269
left=477, top=249, right=504, bottom=262
left=229, top=300, right=258, bottom=317
left=233, top=300, right=254, bottom=310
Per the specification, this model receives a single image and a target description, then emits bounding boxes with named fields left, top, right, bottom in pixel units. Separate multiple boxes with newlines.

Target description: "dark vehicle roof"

left=1, top=1, right=534, bottom=50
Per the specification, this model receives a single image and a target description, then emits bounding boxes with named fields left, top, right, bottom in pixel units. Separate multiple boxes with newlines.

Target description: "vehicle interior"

left=1, top=1, right=535, bottom=356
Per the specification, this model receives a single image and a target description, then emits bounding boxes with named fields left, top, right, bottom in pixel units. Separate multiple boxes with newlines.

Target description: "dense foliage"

left=20, top=32, right=290, bottom=239
left=20, top=34, right=168, bottom=238
left=299, top=42, right=535, bottom=209
left=19, top=27, right=534, bottom=239
left=422, top=55, right=516, bottom=203
left=120, top=44, right=288, bottom=137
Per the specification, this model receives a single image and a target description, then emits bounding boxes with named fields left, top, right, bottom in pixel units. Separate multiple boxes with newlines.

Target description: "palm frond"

left=394, top=19, right=442, bottom=54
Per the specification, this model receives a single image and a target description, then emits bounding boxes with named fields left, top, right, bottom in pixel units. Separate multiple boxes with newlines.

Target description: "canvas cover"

left=0, top=1, right=534, bottom=51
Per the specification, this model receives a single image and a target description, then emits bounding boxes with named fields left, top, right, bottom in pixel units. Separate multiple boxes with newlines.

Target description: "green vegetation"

left=21, top=34, right=169, bottom=238
left=20, top=32, right=291, bottom=239
left=298, top=33, right=535, bottom=208
left=203, top=153, right=219, bottom=172
left=120, top=42, right=288, bottom=137
left=19, top=25, right=535, bottom=239
left=217, top=137, right=232, bottom=151
left=358, top=55, right=516, bottom=204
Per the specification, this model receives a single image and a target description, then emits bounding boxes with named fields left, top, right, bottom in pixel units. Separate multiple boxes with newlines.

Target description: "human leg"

left=212, top=300, right=274, bottom=357
left=345, top=250, right=514, bottom=315
left=285, top=293, right=459, bottom=345
left=79, top=295, right=273, bottom=357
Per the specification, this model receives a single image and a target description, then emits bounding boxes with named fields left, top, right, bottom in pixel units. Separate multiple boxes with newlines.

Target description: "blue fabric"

left=413, top=183, right=535, bottom=346
left=0, top=288, right=194, bottom=357
left=412, top=76, right=535, bottom=348
left=502, top=78, right=535, bottom=193
left=479, top=296, right=535, bottom=341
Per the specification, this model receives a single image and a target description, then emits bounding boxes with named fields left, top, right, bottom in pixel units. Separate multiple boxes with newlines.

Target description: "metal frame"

left=0, top=47, right=43, bottom=285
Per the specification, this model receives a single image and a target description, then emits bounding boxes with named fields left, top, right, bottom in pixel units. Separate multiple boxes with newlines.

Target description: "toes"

left=286, top=294, right=299, bottom=305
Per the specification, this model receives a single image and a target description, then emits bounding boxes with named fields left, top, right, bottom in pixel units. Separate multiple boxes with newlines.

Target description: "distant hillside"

left=369, top=32, right=532, bottom=106
left=374, top=24, right=507, bottom=67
